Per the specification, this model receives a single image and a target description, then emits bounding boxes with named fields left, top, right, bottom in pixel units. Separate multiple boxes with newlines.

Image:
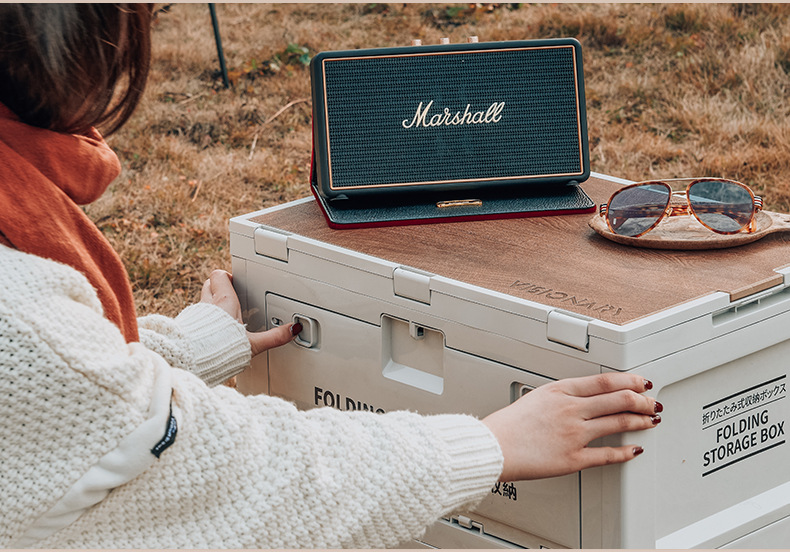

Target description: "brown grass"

left=92, top=3, right=790, bottom=317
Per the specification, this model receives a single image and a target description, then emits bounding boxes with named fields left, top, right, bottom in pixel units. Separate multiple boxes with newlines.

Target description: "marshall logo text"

left=402, top=100, right=505, bottom=129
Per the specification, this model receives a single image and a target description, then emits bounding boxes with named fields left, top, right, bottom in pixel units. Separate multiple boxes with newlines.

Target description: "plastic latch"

left=292, top=314, right=319, bottom=348
left=393, top=267, right=432, bottom=304
left=409, top=321, right=426, bottom=340
left=454, top=515, right=484, bottom=533
left=547, top=310, right=590, bottom=352
left=253, top=227, right=289, bottom=262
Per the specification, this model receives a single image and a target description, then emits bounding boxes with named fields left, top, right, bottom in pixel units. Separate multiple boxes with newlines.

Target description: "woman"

left=0, top=4, right=661, bottom=548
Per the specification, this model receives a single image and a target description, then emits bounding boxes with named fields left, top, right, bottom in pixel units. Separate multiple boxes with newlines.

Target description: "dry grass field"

left=93, top=3, right=790, bottom=317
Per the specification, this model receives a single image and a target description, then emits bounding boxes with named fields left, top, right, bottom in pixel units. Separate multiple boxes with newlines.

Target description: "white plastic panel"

left=602, top=335, right=790, bottom=548
left=720, top=514, right=790, bottom=548
left=235, top=352, right=269, bottom=396
left=382, top=316, right=444, bottom=394
left=262, top=293, right=581, bottom=548
left=656, top=481, right=790, bottom=548
left=654, top=340, right=790, bottom=546
left=414, top=518, right=524, bottom=549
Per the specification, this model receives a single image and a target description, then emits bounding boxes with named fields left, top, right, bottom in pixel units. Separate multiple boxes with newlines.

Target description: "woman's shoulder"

left=0, top=244, right=102, bottom=312
left=0, top=242, right=90, bottom=283
left=0, top=243, right=130, bottom=385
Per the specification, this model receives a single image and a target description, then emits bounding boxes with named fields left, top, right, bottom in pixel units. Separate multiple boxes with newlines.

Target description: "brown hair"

left=0, top=4, right=152, bottom=136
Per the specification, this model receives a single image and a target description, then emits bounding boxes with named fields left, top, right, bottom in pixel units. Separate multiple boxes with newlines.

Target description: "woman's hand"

left=482, top=373, right=661, bottom=481
left=200, top=269, right=300, bottom=357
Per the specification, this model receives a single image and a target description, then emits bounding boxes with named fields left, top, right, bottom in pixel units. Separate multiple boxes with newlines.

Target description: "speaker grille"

left=321, top=45, right=583, bottom=190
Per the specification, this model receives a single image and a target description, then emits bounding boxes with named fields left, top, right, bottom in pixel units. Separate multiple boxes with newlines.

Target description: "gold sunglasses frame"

left=599, top=177, right=763, bottom=238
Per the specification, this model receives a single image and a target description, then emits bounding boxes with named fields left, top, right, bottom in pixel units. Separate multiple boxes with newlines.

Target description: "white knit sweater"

left=0, top=245, right=503, bottom=549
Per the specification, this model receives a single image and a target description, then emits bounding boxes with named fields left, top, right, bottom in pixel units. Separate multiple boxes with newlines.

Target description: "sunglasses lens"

left=689, top=180, right=754, bottom=233
left=607, top=184, right=670, bottom=237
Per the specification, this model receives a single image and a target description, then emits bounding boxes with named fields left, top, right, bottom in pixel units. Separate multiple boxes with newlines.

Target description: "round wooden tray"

left=588, top=210, right=790, bottom=250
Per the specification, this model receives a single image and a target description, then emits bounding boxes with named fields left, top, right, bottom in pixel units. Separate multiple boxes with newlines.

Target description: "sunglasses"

left=600, top=178, right=763, bottom=238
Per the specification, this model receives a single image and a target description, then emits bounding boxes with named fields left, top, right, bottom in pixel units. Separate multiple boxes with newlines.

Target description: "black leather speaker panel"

left=312, top=40, right=588, bottom=198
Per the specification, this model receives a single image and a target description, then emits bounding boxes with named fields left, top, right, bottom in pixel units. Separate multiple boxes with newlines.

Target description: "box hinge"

left=453, top=515, right=485, bottom=533
left=393, top=267, right=432, bottom=304
left=253, top=227, right=289, bottom=262
left=547, top=310, right=590, bottom=352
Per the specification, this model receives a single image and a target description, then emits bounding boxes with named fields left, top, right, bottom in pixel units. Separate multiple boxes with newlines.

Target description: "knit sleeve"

left=137, top=303, right=251, bottom=386
left=1, top=249, right=504, bottom=549
left=46, top=372, right=504, bottom=549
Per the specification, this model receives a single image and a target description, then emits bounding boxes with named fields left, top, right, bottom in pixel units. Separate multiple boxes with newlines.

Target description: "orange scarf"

left=0, top=103, right=139, bottom=342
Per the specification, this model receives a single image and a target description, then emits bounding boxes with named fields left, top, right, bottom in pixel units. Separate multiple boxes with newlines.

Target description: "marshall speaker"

left=309, top=38, right=593, bottom=227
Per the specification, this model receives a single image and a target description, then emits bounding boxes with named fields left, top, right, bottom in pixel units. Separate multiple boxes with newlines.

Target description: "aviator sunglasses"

left=599, top=178, right=763, bottom=238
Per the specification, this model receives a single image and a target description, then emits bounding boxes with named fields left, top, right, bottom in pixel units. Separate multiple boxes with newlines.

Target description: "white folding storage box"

left=229, top=173, right=790, bottom=549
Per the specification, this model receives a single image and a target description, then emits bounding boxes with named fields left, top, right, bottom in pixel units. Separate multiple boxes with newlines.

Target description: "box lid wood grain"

left=244, top=174, right=790, bottom=327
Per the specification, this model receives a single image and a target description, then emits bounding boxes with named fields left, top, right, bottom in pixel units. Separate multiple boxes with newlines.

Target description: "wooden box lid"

left=250, top=175, right=790, bottom=326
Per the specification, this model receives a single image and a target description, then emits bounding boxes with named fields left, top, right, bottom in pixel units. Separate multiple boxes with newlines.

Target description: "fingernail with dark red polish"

left=644, top=379, right=653, bottom=390
left=633, top=446, right=644, bottom=456
left=291, top=322, right=303, bottom=336
left=654, top=401, right=664, bottom=413
left=651, top=414, right=662, bottom=425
